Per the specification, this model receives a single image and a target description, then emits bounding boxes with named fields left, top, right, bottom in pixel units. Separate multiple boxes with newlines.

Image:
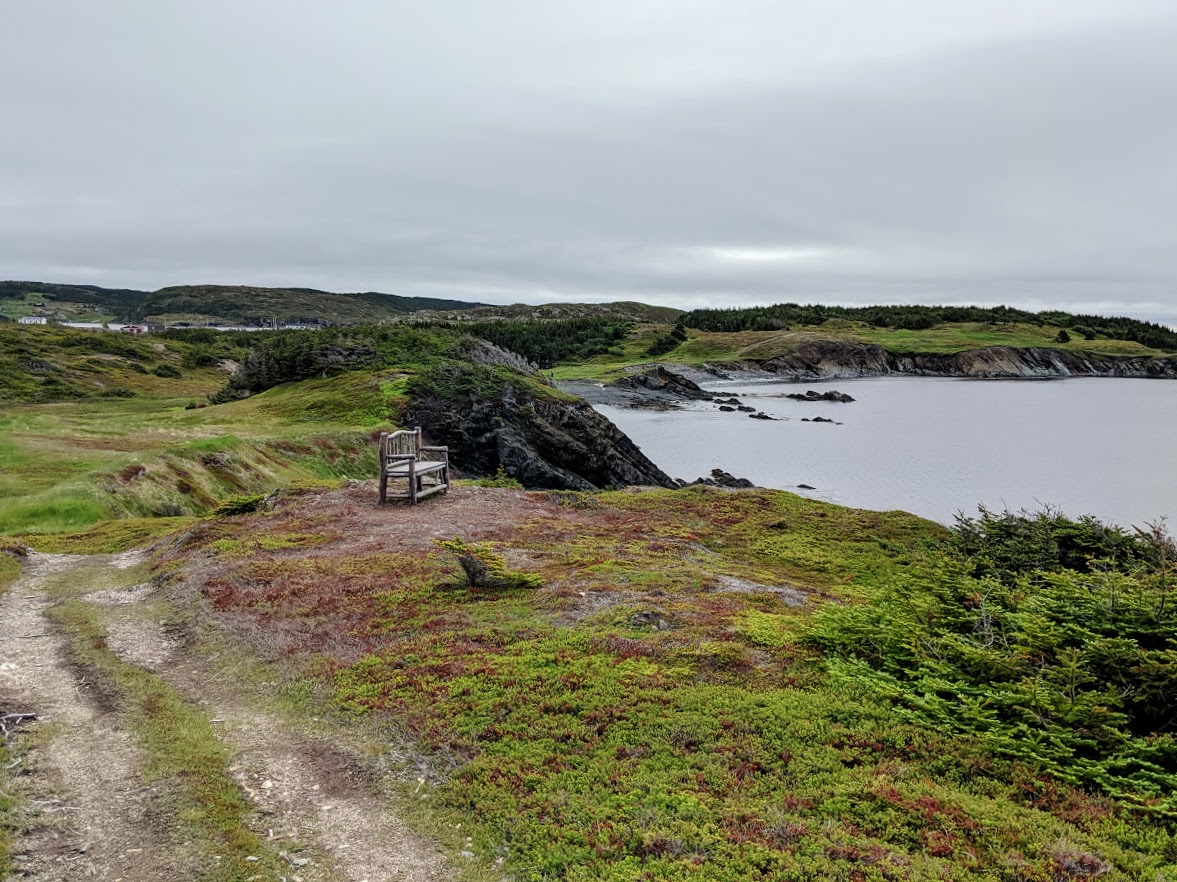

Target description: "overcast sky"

left=2, top=1, right=1176, bottom=321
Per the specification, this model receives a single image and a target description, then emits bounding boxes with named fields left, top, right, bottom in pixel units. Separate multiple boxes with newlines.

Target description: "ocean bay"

left=597, top=376, right=1177, bottom=527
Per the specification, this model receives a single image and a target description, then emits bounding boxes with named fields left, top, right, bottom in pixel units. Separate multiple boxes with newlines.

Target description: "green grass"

left=25, top=517, right=196, bottom=554
left=852, top=322, right=1168, bottom=356
left=0, top=370, right=396, bottom=536
left=50, top=597, right=287, bottom=882
left=158, top=486, right=1177, bottom=881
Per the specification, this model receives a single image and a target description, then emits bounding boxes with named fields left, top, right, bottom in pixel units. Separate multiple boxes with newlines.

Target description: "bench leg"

left=378, top=466, right=388, bottom=504
left=408, top=460, right=417, bottom=505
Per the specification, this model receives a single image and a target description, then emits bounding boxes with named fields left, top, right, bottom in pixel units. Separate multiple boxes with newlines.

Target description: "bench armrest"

left=420, top=446, right=449, bottom=464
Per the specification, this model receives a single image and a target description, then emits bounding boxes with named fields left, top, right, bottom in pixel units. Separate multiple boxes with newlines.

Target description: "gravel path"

left=2, top=550, right=453, bottom=882
left=0, top=552, right=191, bottom=881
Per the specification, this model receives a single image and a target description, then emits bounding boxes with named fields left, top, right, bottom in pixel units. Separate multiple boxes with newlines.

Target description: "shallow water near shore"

left=596, top=376, right=1177, bottom=527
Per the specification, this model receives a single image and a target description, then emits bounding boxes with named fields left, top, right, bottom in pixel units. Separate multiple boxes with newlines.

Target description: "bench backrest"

left=381, top=427, right=421, bottom=460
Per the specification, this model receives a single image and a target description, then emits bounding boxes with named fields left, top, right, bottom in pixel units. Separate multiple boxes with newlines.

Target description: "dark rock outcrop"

left=751, top=341, right=1177, bottom=380
left=785, top=389, right=855, bottom=403
left=405, top=379, right=677, bottom=491
left=608, top=365, right=713, bottom=400
left=681, top=468, right=756, bottom=489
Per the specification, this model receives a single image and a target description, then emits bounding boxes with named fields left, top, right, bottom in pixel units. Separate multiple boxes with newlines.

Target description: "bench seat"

left=378, top=428, right=450, bottom=505
left=384, top=459, right=448, bottom=477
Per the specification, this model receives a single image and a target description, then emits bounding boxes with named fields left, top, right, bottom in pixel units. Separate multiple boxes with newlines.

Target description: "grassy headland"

left=551, top=320, right=1175, bottom=381
left=149, top=485, right=1177, bottom=881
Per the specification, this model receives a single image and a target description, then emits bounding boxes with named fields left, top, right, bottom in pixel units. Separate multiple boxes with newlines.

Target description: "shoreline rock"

left=785, top=389, right=855, bottom=402
left=608, top=365, right=713, bottom=400
left=742, top=341, right=1177, bottom=381
left=405, top=376, right=678, bottom=492
left=679, top=468, right=757, bottom=489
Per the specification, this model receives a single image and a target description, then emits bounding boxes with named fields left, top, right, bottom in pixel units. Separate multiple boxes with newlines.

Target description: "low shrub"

left=211, top=494, right=269, bottom=517
left=434, top=537, right=542, bottom=590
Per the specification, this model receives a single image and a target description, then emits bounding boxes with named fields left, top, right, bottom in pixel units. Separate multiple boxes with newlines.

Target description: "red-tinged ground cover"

left=154, top=483, right=1176, bottom=882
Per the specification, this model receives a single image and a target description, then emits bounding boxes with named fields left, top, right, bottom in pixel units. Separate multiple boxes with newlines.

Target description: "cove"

left=596, top=376, right=1177, bottom=528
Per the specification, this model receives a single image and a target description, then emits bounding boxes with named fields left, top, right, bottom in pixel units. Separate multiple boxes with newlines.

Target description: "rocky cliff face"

left=404, top=380, right=677, bottom=491
left=751, top=342, right=1177, bottom=380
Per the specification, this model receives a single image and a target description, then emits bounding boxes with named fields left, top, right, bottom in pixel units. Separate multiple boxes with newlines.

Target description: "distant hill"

left=0, top=281, right=151, bottom=323
left=0, top=281, right=679, bottom=327
left=0, top=281, right=489, bottom=326
left=136, top=285, right=489, bottom=326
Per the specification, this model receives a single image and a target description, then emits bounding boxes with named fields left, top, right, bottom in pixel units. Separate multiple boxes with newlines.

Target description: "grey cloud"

left=1, top=1, right=1176, bottom=323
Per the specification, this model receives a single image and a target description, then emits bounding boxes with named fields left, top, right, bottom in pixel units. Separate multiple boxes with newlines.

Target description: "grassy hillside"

left=0, top=321, right=568, bottom=535
left=683, top=303, right=1177, bottom=352
left=137, top=285, right=488, bottom=326
left=0, top=280, right=149, bottom=323
left=0, top=321, right=237, bottom=403
left=147, top=485, right=1177, bottom=881
left=551, top=320, right=1175, bottom=380
left=0, top=370, right=406, bottom=535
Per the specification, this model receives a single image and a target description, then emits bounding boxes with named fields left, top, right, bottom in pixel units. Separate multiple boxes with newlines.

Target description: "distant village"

left=15, top=315, right=316, bottom=334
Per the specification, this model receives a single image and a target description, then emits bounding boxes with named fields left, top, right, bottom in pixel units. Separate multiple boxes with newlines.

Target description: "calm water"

left=597, top=377, right=1177, bottom=527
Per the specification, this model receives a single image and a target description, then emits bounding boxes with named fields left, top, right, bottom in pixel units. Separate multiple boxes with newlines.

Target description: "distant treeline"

left=682, top=303, right=1177, bottom=350
left=428, top=317, right=631, bottom=368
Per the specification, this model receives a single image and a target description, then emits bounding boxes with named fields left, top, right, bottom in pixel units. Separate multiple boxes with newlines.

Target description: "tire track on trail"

left=3, top=549, right=453, bottom=882
left=0, top=551, right=192, bottom=881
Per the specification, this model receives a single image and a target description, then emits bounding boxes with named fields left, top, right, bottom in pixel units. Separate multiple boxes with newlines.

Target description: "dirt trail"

left=1, top=551, right=190, bottom=881
left=2, top=550, right=451, bottom=882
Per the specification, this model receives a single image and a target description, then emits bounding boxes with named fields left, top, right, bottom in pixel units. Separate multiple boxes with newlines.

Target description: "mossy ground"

left=153, top=484, right=1176, bottom=881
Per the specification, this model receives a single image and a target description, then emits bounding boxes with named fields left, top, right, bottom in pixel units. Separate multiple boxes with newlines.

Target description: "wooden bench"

left=378, top=427, right=450, bottom=504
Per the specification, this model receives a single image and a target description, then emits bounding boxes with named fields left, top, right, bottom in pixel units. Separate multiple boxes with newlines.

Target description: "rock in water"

left=685, top=468, right=756, bottom=489
left=608, top=365, right=713, bottom=400
left=784, top=389, right=855, bottom=403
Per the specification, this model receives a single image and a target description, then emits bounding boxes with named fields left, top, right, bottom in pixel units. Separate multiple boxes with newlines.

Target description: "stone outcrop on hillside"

left=404, top=380, right=677, bottom=491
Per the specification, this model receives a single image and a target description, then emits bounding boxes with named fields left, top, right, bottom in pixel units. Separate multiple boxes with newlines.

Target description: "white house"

left=18, top=316, right=48, bottom=325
